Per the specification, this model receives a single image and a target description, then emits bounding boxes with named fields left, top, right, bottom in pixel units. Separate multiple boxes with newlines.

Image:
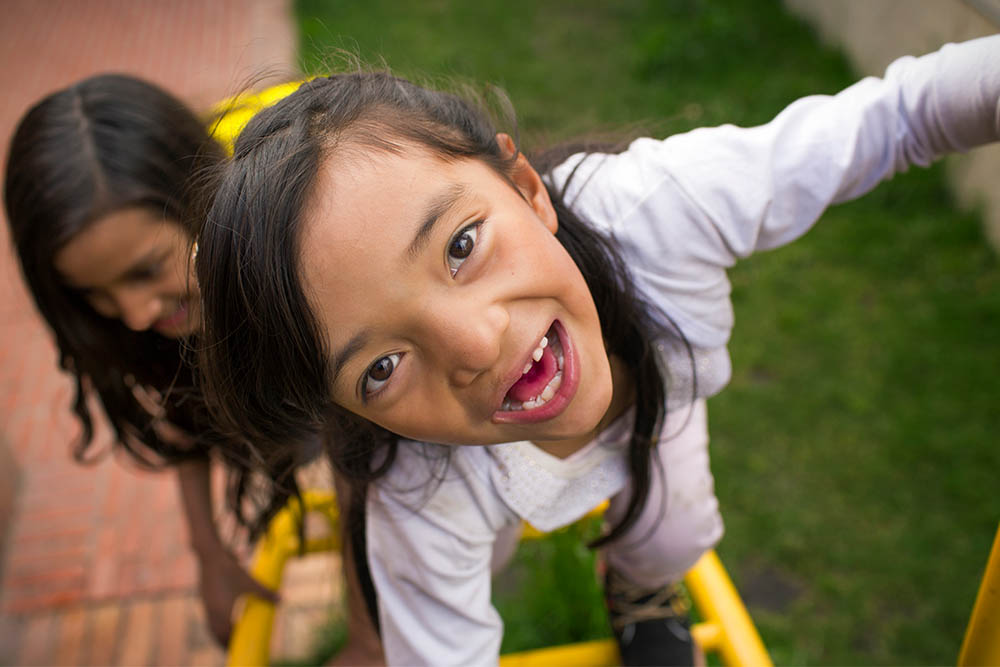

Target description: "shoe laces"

left=605, top=569, right=691, bottom=631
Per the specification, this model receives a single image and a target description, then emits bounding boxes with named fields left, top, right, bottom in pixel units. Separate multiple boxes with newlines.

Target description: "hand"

left=196, top=547, right=280, bottom=646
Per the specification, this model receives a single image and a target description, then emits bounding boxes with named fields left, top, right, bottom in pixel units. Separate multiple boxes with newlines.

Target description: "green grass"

left=293, top=1, right=1000, bottom=664
left=272, top=614, right=347, bottom=667
left=493, top=519, right=611, bottom=653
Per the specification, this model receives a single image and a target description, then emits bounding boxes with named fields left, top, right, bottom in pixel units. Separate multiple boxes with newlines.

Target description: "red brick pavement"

left=0, top=551, right=344, bottom=666
left=0, top=1, right=306, bottom=664
left=1, top=593, right=225, bottom=666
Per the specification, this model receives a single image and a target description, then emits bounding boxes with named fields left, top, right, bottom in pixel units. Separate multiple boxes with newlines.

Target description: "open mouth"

left=494, top=320, right=578, bottom=423
left=501, top=324, right=564, bottom=411
left=154, top=300, right=189, bottom=332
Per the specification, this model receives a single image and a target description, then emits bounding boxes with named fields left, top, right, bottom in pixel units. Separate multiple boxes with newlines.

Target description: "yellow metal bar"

left=692, top=621, right=722, bottom=652
left=497, top=621, right=725, bottom=667
left=500, top=638, right=620, bottom=666
left=958, top=523, right=1000, bottom=666
left=226, top=491, right=338, bottom=667
left=522, top=500, right=609, bottom=540
left=225, top=518, right=292, bottom=666
left=207, top=79, right=306, bottom=153
left=685, top=550, right=773, bottom=667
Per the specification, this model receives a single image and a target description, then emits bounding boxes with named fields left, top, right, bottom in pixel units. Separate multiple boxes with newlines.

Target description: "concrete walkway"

left=784, top=0, right=1000, bottom=250
left=0, top=2, right=340, bottom=664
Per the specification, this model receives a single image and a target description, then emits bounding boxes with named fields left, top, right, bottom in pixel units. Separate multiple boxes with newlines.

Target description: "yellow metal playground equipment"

left=958, top=524, right=1000, bottom=667
left=207, top=79, right=306, bottom=150
left=226, top=491, right=1000, bottom=666
left=226, top=490, right=772, bottom=667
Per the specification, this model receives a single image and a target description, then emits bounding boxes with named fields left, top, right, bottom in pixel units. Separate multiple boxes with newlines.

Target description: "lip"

left=492, top=319, right=579, bottom=425
left=153, top=300, right=189, bottom=333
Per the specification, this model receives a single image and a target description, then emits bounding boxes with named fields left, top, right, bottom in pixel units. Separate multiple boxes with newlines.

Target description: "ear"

left=496, top=133, right=558, bottom=234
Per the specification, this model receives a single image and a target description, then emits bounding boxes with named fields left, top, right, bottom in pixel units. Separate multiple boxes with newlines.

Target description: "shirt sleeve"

left=366, top=446, right=510, bottom=666
left=550, top=35, right=1000, bottom=349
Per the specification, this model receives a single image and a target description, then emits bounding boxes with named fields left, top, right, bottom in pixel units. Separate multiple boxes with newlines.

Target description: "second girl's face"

left=300, top=142, right=617, bottom=452
left=54, top=207, right=199, bottom=338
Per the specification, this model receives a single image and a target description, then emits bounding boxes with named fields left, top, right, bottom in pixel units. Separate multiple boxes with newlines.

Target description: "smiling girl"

left=195, top=37, right=1000, bottom=665
left=4, top=73, right=291, bottom=647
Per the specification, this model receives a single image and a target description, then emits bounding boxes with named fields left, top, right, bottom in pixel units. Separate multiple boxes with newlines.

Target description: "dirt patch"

left=737, top=562, right=806, bottom=613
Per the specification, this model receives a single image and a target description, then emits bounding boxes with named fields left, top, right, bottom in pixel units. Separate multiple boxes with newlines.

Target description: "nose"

left=432, top=301, right=509, bottom=387
left=115, top=287, right=163, bottom=332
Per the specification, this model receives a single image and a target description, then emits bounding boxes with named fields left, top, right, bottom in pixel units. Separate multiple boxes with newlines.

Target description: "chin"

left=153, top=321, right=197, bottom=339
left=579, top=384, right=616, bottom=431
left=550, top=372, right=615, bottom=441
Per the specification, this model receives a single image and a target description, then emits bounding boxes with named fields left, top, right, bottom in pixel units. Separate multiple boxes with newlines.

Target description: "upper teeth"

left=530, top=336, right=548, bottom=363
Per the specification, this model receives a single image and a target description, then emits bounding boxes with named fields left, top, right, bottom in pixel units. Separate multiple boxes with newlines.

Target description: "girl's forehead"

left=54, top=208, right=178, bottom=288
left=301, top=150, right=448, bottom=284
left=301, top=147, right=490, bottom=258
left=297, top=147, right=505, bottom=334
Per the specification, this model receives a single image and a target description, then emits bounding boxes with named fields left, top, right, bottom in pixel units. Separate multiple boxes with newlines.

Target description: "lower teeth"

left=522, top=372, right=562, bottom=410
left=503, top=329, right=564, bottom=412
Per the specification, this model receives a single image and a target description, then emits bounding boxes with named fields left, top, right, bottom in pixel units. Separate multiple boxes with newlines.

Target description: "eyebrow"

left=123, top=248, right=167, bottom=277
left=405, top=183, right=469, bottom=261
left=62, top=246, right=163, bottom=290
left=329, top=327, right=373, bottom=396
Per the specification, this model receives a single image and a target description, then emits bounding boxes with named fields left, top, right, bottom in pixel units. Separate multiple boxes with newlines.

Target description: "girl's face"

left=299, top=141, right=618, bottom=453
left=54, top=207, right=199, bottom=338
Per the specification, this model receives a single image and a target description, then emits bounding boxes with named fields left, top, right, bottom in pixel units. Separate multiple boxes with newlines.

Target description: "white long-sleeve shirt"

left=367, top=36, right=1000, bottom=666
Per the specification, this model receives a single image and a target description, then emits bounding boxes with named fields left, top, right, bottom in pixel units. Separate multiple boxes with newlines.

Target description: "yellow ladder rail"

left=227, top=490, right=771, bottom=667
left=958, top=522, right=1000, bottom=666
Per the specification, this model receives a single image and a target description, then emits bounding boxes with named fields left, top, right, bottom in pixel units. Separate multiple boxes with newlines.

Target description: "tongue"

left=507, top=346, right=557, bottom=402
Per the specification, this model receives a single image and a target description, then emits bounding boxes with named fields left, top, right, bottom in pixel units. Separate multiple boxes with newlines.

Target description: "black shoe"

left=605, top=569, right=695, bottom=666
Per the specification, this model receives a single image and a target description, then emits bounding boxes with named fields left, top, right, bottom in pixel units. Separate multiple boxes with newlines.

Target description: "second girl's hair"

left=4, top=74, right=299, bottom=538
left=5, top=73, right=219, bottom=462
left=197, top=71, right=673, bottom=547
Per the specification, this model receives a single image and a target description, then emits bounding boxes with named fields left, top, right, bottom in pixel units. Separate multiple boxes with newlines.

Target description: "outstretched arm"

left=665, top=34, right=1000, bottom=257
left=546, top=35, right=1000, bottom=361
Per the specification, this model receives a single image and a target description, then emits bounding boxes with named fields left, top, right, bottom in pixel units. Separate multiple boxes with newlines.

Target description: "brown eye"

left=370, top=357, right=394, bottom=380
left=449, top=233, right=474, bottom=258
left=364, top=353, right=400, bottom=395
left=447, top=223, right=479, bottom=276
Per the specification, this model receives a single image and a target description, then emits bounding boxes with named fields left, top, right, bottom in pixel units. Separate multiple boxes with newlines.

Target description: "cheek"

left=88, top=296, right=117, bottom=319
left=509, top=227, right=575, bottom=281
left=360, top=386, right=473, bottom=445
left=167, top=243, right=196, bottom=283
left=550, top=244, right=599, bottom=316
left=164, top=262, right=194, bottom=294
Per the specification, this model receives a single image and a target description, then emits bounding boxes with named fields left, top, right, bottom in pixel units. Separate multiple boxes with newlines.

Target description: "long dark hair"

left=4, top=73, right=298, bottom=537
left=196, top=70, right=676, bottom=547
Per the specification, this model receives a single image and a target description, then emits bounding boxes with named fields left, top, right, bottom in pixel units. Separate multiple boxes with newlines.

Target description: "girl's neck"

left=532, top=353, right=634, bottom=459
